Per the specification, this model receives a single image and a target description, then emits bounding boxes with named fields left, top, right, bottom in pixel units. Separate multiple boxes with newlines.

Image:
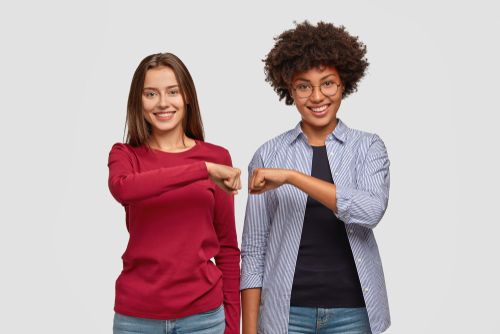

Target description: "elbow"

left=347, top=195, right=388, bottom=229
left=108, top=179, right=133, bottom=205
left=366, top=195, right=389, bottom=228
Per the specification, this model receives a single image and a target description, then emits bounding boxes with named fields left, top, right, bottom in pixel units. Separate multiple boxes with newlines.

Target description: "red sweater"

left=108, top=140, right=240, bottom=333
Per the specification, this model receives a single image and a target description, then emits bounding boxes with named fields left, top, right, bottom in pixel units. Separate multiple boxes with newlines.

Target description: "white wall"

left=1, top=0, right=498, bottom=332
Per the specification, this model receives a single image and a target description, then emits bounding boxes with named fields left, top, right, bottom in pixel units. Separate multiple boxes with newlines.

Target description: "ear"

left=288, top=86, right=295, bottom=104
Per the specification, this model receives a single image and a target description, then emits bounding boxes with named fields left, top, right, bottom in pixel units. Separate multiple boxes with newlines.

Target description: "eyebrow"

left=143, top=85, right=179, bottom=90
left=294, top=74, right=337, bottom=82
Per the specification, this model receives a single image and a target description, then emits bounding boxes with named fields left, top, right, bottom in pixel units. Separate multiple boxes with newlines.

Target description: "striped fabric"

left=241, top=119, right=391, bottom=334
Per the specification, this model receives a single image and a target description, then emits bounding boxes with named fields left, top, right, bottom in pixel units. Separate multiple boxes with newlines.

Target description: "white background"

left=1, top=0, right=499, bottom=333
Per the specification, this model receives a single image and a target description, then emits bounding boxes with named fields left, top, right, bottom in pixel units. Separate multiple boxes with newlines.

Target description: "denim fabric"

left=113, top=304, right=225, bottom=334
left=288, top=306, right=371, bottom=334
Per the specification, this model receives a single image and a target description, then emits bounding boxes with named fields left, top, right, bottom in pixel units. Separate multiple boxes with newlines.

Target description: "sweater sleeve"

left=212, top=150, right=241, bottom=334
left=107, top=143, right=209, bottom=205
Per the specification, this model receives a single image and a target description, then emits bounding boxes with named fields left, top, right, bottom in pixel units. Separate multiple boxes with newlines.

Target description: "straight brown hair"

left=125, top=53, right=204, bottom=146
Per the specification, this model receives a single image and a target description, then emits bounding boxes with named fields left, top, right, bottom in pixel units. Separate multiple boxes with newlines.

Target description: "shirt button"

left=357, top=258, right=362, bottom=262
left=364, top=288, right=369, bottom=293
left=349, top=229, right=354, bottom=234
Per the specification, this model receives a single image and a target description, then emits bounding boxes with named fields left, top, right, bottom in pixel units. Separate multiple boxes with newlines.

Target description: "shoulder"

left=109, top=142, right=135, bottom=157
left=107, top=143, right=143, bottom=170
left=110, top=142, right=132, bottom=152
left=197, top=140, right=232, bottom=164
left=198, top=140, right=230, bottom=155
left=108, top=142, right=145, bottom=165
left=343, top=124, right=388, bottom=157
left=109, top=142, right=146, bottom=157
left=251, top=129, right=296, bottom=165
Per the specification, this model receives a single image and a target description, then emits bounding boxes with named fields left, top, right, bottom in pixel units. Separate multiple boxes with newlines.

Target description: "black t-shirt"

left=290, top=145, right=365, bottom=308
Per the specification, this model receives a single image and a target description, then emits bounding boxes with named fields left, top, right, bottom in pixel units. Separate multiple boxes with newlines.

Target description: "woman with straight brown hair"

left=108, top=52, right=241, bottom=334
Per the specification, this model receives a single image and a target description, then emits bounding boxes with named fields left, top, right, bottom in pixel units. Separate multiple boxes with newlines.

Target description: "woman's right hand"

left=205, top=162, right=242, bottom=194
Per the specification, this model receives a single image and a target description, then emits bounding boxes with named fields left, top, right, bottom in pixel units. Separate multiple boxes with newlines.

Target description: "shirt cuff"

left=240, top=273, right=263, bottom=290
left=335, top=186, right=354, bottom=223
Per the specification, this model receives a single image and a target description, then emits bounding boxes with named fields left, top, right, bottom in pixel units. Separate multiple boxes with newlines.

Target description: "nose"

left=158, top=93, right=170, bottom=109
left=310, top=85, right=324, bottom=102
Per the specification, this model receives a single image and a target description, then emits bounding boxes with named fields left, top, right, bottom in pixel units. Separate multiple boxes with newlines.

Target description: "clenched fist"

left=205, top=162, right=242, bottom=194
left=249, top=168, right=294, bottom=195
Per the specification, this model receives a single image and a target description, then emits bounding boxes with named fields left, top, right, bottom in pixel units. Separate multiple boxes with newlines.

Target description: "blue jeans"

left=113, top=305, right=225, bottom=334
left=288, top=306, right=371, bottom=334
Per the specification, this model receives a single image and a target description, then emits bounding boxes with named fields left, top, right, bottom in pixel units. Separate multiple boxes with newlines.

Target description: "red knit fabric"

left=108, top=140, right=240, bottom=333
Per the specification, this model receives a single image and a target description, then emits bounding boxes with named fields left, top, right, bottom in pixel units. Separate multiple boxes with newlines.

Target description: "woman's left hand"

left=249, top=168, right=293, bottom=194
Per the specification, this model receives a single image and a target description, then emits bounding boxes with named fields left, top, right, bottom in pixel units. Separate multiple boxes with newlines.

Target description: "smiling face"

left=290, top=65, right=343, bottom=138
left=142, top=66, right=186, bottom=136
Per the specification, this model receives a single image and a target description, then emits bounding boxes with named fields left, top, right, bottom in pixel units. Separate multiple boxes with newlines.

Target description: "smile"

left=153, top=111, right=176, bottom=120
left=307, top=104, right=330, bottom=115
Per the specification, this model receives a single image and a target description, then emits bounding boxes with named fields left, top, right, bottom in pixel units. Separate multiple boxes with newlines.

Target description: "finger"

left=224, top=179, right=234, bottom=190
left=220, top=183, right=232, bottom=194
left=250, top=188, right=264, bottom=195
left=250, top=170, right=256, bottom=186
left=254, top=174, right=266, bottom=190
left=234, top=173, right=241, bottom=190
left=249, top=171, right=257, bottom=191
left=229, top=173, right=237, bottom=190
left=227, top=179, right=238, bottom=191
left=229, top=175, right=238, bottom=190
left=215, top=179, right=232, bottom=193
left=253, top=170, right=265, bottom=189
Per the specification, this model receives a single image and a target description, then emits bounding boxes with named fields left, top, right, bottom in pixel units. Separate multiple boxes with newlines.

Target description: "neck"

left=149, top=127, right=193, bottom=151
left=301, top=119, right=338, bottom=146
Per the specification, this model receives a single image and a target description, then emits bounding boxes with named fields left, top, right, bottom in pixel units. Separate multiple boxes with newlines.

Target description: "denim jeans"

left=113, top=304, right=225, bottom=334
left=288, top=306, right=371, bottom=334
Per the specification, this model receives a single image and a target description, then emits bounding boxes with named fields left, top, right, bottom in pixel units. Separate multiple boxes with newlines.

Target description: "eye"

left=144, top=91, right=157, bottom=98
left=167, top=89, right=180, bottom=96
left=295, top=83, right=311, bottom=91
left=322, top=80, right=335, bottom=87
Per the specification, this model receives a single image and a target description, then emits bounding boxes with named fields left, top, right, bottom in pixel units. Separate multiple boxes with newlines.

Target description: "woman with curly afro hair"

left=241, top=21, right=391, bottom=334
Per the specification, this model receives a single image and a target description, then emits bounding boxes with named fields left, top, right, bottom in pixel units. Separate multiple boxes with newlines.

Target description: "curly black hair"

left=264, top=21, right=369, bottom=105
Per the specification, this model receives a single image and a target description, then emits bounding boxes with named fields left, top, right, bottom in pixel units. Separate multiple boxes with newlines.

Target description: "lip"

left=153, top=110, right=176, bottom=121
left=307, top=104, right=331, bottom=117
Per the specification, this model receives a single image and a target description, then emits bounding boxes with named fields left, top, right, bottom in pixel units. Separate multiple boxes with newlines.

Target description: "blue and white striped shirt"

left=241, top=119, right=391, bottom=334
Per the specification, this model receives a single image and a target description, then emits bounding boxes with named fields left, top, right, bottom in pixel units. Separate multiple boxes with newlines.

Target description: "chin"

left=153, top=123, right=181, bottom=133
left=305, top=117, right=335, bottom=128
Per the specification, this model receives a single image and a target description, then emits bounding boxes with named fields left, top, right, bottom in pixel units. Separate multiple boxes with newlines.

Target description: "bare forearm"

left=287, top=170, right=338, bottom=213
left=241, top=288, right=261, bottom=334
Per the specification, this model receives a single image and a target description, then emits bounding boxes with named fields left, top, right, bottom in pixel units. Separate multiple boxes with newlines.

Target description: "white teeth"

left=311, top=105, right=328, bottom=113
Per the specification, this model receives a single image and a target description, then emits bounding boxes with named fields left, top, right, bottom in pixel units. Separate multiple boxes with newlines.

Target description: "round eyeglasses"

left=292, top=80, right=341, bottom=99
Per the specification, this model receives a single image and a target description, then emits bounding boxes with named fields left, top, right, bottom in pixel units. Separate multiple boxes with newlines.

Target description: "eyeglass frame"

left=290, top=81, right=342, bottom=99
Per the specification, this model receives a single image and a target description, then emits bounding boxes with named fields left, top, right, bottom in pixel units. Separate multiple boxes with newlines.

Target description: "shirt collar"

left=287, top=118, right=349, bottom=145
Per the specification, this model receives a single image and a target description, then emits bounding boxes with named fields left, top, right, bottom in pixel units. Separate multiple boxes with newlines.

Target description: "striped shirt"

left=241, top=119, right=391, bottom=334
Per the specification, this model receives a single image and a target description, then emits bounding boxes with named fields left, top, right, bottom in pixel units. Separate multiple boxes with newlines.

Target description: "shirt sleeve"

left=107, top=143, right=209, bottom=205
left=240, top=149, right=272, bottom=290
left=335, top=134, right=390, bottom=229
left=212, top=150, right=241, bottom=334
